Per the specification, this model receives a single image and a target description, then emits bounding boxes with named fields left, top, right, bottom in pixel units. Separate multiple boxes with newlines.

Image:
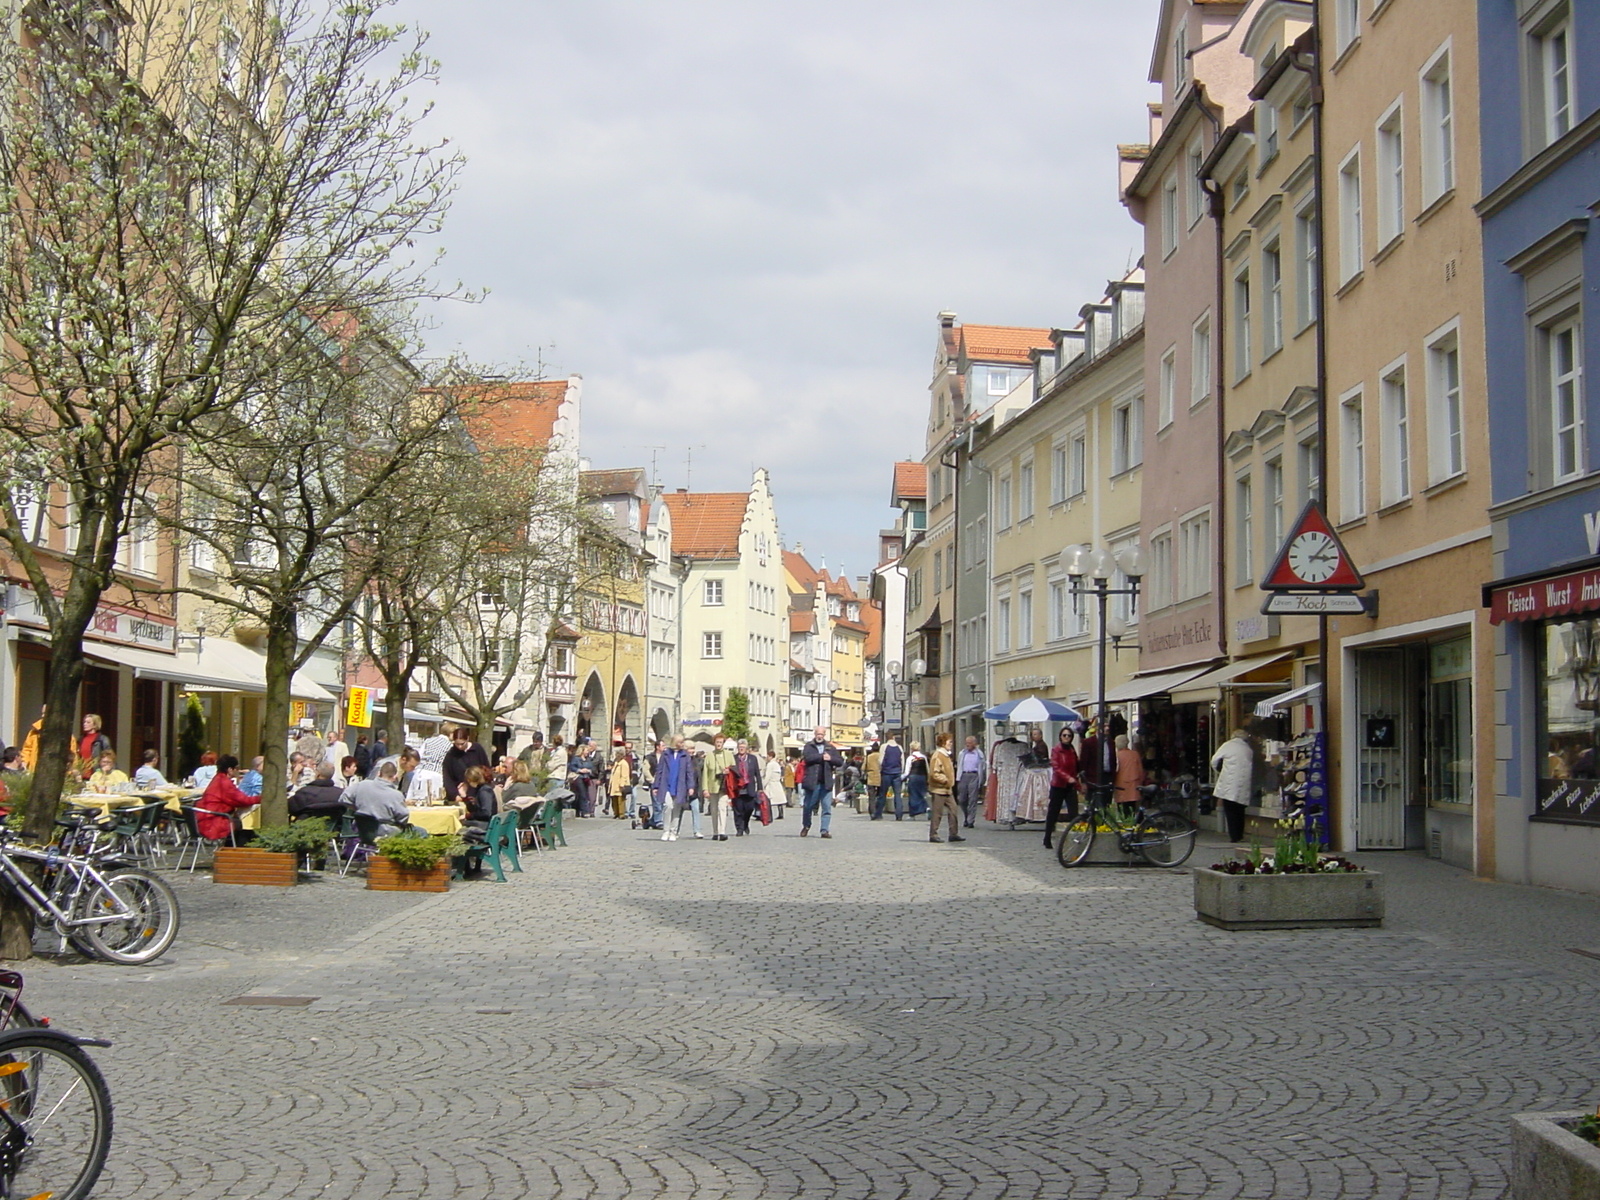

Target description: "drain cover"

left=223, top=995, right=319, bottom=1007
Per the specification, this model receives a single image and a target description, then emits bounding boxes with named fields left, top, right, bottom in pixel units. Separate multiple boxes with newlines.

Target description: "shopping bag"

left=758, top=792, right=772, bottom=826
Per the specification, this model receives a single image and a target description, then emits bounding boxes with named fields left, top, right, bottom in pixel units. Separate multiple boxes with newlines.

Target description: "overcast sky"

left=387, top=0, right=1161, bottom=581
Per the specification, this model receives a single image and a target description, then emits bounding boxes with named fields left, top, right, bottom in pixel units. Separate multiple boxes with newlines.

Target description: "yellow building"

left=575, top=469, right=650, bottom=749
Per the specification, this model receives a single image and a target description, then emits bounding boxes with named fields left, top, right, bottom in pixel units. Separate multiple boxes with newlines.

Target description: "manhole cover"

left=222, top=995, right=319, bottom=1007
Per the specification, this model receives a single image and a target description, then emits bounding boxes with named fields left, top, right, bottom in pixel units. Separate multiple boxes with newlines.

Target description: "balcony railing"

left=545, top=674, right=577, bottom=702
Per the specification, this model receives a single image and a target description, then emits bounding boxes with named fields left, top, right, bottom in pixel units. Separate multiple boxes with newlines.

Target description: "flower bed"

left=1193, top=865, right=1384, bottom=930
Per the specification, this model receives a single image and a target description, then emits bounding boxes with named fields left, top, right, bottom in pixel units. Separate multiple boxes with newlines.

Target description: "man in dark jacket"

left=441, top=726, right=490, bottom=804
left=289, top=765, right=350, bottom=821
left=800, top=727, right=845, bottom=839
left=880, top=735, right=906, bottom=820
left=353, top=735, right=372, bottom=779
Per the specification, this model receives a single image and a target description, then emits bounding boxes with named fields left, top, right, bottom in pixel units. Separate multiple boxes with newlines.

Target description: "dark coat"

left=289, top=777, right=349, bottom=819
left=801, top=741, right=844, bottom=790
left=441, top=742, right=491, bottom=802
left=730, top=752, right=763, bottom=798
left=650, top=748, right=698, bottom=805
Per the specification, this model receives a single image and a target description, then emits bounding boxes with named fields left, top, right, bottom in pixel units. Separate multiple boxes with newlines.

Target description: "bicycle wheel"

left=1057, top=815, right=1095, bottom=867
left=0, top=1030, right=112, bottom=1200
left=1135, top=811, right=1197, bottom=867
left=75, top=869, right=180, bottom=965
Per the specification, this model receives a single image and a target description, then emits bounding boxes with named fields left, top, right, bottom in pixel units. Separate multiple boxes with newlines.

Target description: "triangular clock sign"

left=1261, top=500, right=1366, bottom=591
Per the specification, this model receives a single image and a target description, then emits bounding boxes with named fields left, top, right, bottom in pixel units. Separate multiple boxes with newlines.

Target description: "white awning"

left=1169, top=651, right=1294, bottom=702
left=1254, top=682, right=1322, bottom=718
left=1101, top=665, right=1214, bottom=703
left=84, top=642, right=246, bottom=692
left=919, top=703, right=983, bottom=726
left=87, top=638, right=337, bottom=702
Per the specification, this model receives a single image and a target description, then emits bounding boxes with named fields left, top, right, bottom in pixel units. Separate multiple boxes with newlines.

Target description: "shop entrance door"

left=1354, top=648, right=1413, bottom=849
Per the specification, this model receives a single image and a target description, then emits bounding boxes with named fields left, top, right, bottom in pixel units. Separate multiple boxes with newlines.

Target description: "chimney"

left=676, top=487, right=688, bottom=493
left=938, top=311, right=957, bottom=328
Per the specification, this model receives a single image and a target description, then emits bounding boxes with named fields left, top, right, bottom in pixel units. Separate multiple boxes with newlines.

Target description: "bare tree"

left=0, top=0, right=462, bottom=843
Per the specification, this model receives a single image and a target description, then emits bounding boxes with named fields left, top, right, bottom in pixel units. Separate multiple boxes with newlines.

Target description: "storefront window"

left=1538, top=618, right=1600, bottom=824
left=1427, top=637, right=1472, bottom=808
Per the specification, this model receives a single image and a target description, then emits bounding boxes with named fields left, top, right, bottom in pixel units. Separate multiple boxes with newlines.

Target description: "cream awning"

left=1168, top=651, right=1294, bottom=703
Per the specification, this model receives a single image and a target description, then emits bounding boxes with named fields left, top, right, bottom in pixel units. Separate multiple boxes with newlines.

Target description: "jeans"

left=802, top=782, right=833, bottom=833
left=881, top=774, right=904, bottom=817
left=868, top=784, right=885, bottom=819
left=671, top=799, right=701, bottom=836
left=906, top=775, right=928, bottom=816
left=650, top=793, right=666, bottom=828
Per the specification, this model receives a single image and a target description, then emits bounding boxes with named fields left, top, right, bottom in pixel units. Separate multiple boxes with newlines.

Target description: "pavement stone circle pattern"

left=17, top=807, right=1600, bottom=1198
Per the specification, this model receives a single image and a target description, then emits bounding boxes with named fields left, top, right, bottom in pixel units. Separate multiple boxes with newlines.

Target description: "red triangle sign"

left=1261, top=501, right=1365, bottom=591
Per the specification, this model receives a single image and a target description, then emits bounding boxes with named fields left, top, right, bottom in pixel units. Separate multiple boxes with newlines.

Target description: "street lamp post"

left=1063, top=543, right=1146, bottom=787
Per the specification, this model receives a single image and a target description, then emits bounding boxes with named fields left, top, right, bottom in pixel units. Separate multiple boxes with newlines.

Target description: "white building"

left=642, top=486, right=683, bottom=746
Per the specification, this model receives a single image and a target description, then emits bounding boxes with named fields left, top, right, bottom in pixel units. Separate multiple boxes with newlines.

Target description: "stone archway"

left=616, top=675, right=642, bottom=744
left=578, top=672, right=607, bottom=743
left=650, top=708, right=673, bottom=747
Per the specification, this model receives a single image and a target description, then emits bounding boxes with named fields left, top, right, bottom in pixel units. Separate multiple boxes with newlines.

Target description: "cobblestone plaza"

left=23, top=811, right=1600, bottom=1198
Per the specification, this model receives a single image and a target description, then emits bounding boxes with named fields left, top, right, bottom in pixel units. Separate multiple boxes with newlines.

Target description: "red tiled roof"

left=459, top=381, right=568, bottom=451
left=892, top=461, right=927, bottom=502
left=958, top=324, right=1054, bottom=366
left=789, top=611, right=814, bottom=634
left=784, top=549, right=820, bottom=590
left=661, top=491, right=747, bottom=559
left=863, top=601, right=883, bottom=660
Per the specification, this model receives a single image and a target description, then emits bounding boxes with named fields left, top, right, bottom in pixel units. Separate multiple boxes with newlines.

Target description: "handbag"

left=758, top=791, right=772, bottom=826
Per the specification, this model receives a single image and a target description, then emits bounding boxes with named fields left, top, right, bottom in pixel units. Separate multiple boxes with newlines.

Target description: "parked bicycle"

left=0, top=821, right=179, bottom=965
left=0, top=970, right=112, bottom=1200
left=1056, top=781, right=1198, bottom=868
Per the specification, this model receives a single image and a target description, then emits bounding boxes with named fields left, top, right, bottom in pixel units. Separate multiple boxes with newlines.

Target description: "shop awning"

left=1254, top=682, right=1322, bottom=717
left=1486, top=562, right=1600, bottom=624
left=84, top=642, right=247, bottom=693
left=919, top=703, right=982, bottom=726
left=1101, top=665, right=1214, bottom=703
left=88, top=638, right=337, bottom=702
left=1168, top=651, right=1294, bottom=702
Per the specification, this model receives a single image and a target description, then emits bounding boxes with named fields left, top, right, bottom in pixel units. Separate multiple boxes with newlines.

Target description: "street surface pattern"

left=19, top=810, right=1600, bottom=1198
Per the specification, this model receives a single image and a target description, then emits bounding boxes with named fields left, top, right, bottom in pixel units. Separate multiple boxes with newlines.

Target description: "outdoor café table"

left=403, top=805, right=464, bottom=837
left=66, top=790, right=192, bottom=821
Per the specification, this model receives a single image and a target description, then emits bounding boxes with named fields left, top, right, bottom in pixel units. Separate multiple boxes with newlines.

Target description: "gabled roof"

left=458, top=380, right=568, bottom=451
left=661, top=490, right=747, bottom=559
left=958, top=324, right=1054, bottom=366
left=892, top=461, right=927, bottom=503
left=580, top=468, right=647, bottom=499
left=789, top=611, right=814, bottom=634
left=783, top=548, right=821, bottom=591
left=862, top=600, right=883, bottom=659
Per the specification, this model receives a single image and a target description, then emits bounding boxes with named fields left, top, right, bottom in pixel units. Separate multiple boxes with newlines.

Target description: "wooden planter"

left=1192, top=865, right=1383, bottom=930
left=213, top=847, right=299, bottom=887
left=366, top=855, right=450, bottom=893
left=1511, top=1112, right=1600, bottom=1199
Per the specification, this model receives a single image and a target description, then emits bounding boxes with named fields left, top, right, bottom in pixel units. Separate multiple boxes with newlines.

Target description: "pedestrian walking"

left=927, top=733, right=964, bottom=843
left=1044, top=728, right=1080, bottom=849
left=353, top=734, right=372, bottom=779
left=904, top=742, right=929, bottom=817
left=761, top=749, right=786, bottom=820
left=568, top=738, right=602, bottom=817
left=956, top=735, right=986, bottom=828
left=1210, top=728, right=1256, bottom=843
left=1113, top=734, right=1146, bottom=805
left=653, top=735, right=701, bottom=841
left=879, top=735, right=905, bottom=819
left=643, top=741, right=666, bottom=829
left=865, top=743, right=885, bottom=819
left=800, top=727, right=844, bottom=839
left=729, top=739, right=763, bottom=835
left=608, top=742, right=636, bottom=819
left=699, top=733, right=736, bottom=841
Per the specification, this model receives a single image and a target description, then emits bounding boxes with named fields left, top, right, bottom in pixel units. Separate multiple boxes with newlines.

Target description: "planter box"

left=213, top=847, right=299, bottom=887
left=1511, top=1111, right=1600, bottom=1199
left=366, top=855, right=450, bottom=893
left=1192, top=865, right=1383, bottom=930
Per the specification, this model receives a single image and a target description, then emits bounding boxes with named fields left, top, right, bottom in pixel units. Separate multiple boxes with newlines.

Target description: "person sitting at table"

left=238, top=756, right=264, bottom=798
left=409, top=733, right=449, bottom=802
left=133, top=749, right=168, bottom=789
left=195, top=754, right=258, bottom=842
left=336, top=755, right=360, bottom=791
left=457, top=765, right=497, bottom=827
left=289, top=764, right=349, bottom=821
left=396, top=747, right=420, bottom=797
left=0, top=748, right=24, bottom=774
left=287, top=752, right=315, bottom=791
left=192, top=751, right=219, bottom=790
left=88, top=750, right=129, bottom=793
left=344, top=762, right=411, bottom=835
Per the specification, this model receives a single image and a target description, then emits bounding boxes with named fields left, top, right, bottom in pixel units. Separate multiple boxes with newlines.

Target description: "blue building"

left=1480, top=1, right=1600, bottom=892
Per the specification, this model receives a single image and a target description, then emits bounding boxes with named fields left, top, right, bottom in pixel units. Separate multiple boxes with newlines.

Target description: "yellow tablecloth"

left=65, top=792, right=190, bottom=820
left=405, top=806, right=463, bottom=836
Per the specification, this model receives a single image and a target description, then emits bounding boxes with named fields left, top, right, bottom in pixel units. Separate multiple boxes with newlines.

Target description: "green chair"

left=536, top=797, right=568, bottom=848
left=479, top=812, right=522, bottom=883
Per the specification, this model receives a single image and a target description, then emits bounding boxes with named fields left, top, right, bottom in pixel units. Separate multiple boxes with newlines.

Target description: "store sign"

left=1533, top=778, right=1600, bottom=827
left=6, top=586, right=175, bottom=649
left=1262, top=592, right=1374, bottom=615
left=683, top=718, right=722, bottom=727
left=1005, top=674, right=1055, bottom=692
left=345, top=687, right=373, bottom=728
left=1488, top=567, right=1600, bottom=625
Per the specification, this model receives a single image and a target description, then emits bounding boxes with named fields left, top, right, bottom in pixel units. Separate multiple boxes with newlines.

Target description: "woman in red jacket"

left=1043, top=728, right=1080, bottom=850
left=195, top=754, right=258, bottom=843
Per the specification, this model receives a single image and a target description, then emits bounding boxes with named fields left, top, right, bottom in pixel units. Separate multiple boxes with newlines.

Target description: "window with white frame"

left=1175, top=22, right=1189, bottom=89
left=1233, top=266, right=1252, bottom=380
left=987, top=367, right=1014, bottom=397
left=702, top=631, right=723, bottom=659
left=1294, top=201, right=1319, bottom=330
left=1112, top=397, right=1143, bottom=474
left=1017, top=589, right=1033, bottom=648
left=1159, top=347, right=1176, bottom=429
left=1265, top=457, right=1285, bottom=554
left=1148, top=530, right=1174, bottom=610
left=1376, top=102, right=1405, bottom=247
left=1048, top=578, right=1067, bottom=640
left=1340, top=389, right=1367, bottom=520
left=1050, top=439, right=1067, bottom=504
left=1258, top=97, right=1280, bottom=168
left=1235, top=475, right=1254, bottom=586
left=1546, top=315, right=1585, bottom=484
left=1334, top=0, right=1359, bottom=55
left=974, top=515, right=988, bottom=563
left=1178, top=511, right=1212, bottom=601
left=118, top=495, right=157, bottom=576
left=1338, top=149, right=1364, bottom=283
left=1018, top=458, right=1035, bottom=520
left=1298, top=436, right=1321, bottom=509
left=1186, top=141, right=1205, bottom=227
left=1420, top=47, right=1454, bottom=204
left=1068, top=432, right=1087, bottom=496
left=1426, top=325, right=1465, bottom=483
left=1263, top=238, right=1284, bottom=356
left=702, top=578, right=724, bottom=606
left=996, top=472, right=1012, bottom=530
left=995, top=596, right=1011, bottom=653
left=1162, top=176, right=1179, bottom=256
left=1530, top=7, right=1573, bottom=150
left=1381, top=361, right=1412, bottom=505
left=1192, top=312, right=1212, bottom=404
left=1070, top=584, right=1091, bottom=637
left=702, top=686, right=722, bottom=713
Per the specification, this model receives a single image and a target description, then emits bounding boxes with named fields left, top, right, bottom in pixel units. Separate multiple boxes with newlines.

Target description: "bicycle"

left=1056, top=781, right=1198, bottom=868
left=0, top=824, right=179, bottom=966
left=0, top=971, right=112, bottom=1200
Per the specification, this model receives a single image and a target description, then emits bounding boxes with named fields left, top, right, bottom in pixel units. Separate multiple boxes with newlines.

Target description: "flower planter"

left=1510, top=1112, right=1600, bottom=1199
left=365, top=855, right=450, bottom=893
left=1192, top=865, right=1383, bottom=930
left=212, top=847, right=299, bottom=887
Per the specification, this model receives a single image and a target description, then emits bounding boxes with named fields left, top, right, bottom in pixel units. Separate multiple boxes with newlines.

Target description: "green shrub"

left=376, top=832, right=461, bottom=870
left=253, top=817, right=333, bottom=856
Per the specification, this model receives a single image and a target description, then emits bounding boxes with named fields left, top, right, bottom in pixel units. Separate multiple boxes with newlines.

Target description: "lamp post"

left=1063, top=542, right=1145, bottom=787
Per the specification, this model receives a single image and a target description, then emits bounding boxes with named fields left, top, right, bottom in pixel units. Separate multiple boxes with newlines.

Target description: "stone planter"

left=366, top=855, right=450, bottom=893
left=213, top=847, right=299, bottom=887
left=1192, top=865, right=1383, bottom=930
left=1510, top=1111, right=1600, bottom=1199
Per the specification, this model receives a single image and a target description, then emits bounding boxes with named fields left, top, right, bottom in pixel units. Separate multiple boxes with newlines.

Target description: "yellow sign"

left=290, top=701, right=307, bottom=726
left=345, top=687, right=373, bottom=728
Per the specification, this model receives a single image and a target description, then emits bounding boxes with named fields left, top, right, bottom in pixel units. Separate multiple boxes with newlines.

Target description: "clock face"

left=1286, top=531, right=1340, bottom=584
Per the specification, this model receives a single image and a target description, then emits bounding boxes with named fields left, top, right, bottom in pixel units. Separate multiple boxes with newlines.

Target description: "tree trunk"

left=382, top=673, right=410, bottom=758
left=258, top=611, right=299, bottom=827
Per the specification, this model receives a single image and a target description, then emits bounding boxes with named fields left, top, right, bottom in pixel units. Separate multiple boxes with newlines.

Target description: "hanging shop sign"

left=1262, top=592, right=1377, bottom=616
left=345, top=686, right=373, bottom=729
left=1487, top=565, right=1600, bottom=625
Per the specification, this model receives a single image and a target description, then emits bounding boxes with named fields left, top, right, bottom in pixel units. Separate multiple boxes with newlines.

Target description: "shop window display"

left=1538, top=617, right=1600, bottom=825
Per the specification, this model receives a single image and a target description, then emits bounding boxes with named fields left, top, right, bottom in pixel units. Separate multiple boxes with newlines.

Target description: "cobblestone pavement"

left=17, top=806, right=1600, bottom=1198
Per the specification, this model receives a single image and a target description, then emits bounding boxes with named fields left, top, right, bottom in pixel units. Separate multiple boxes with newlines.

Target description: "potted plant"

left=1192, top=820, right=1384, bottom=930
left=213, top=818, right=333, bottom=886
left=366, top=832, right=459, bottom=893
left=1510, top=1105, right=1600, bottom=1198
